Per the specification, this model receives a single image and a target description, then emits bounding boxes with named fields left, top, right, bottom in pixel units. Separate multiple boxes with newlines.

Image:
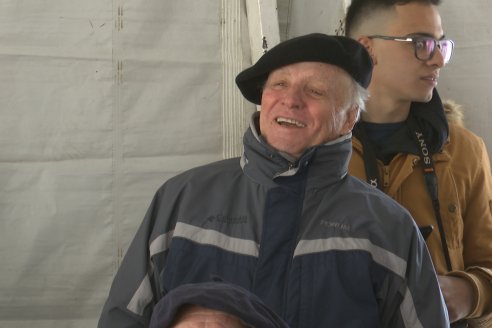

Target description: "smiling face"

left=259, top=62, right=358, bottom=159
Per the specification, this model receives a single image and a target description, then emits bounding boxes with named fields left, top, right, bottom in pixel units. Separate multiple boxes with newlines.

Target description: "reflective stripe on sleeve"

left=127, top=274, right=153, bottom=316
left=294, top=237, right=406, bottom=278
left=173, top=222, right=259, bottom=257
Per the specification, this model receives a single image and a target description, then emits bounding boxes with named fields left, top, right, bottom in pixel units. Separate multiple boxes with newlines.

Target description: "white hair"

left=346, top=77, right=369, bottom=121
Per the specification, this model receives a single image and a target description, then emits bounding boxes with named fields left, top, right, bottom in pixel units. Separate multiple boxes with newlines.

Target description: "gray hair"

left=346, top=77, right=369, bottom=121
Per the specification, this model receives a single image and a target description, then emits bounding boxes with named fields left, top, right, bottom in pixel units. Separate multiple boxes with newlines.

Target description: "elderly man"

left=98, top=33, right=449, bottom=327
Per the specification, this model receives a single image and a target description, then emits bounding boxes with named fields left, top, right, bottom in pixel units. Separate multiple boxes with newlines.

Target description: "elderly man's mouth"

left=276, top=117, right=306, bottom=127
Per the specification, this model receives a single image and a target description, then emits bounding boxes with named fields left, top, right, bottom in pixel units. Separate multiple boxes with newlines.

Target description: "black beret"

left=149, top=282, right=289, bottom=328
left=235, top=33, right=373, bottom=105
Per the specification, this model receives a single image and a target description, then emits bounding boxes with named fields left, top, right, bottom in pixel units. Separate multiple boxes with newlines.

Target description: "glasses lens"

left=414, top=38, right=436, bottom=60
left=439, top=40, right=454, bottom=64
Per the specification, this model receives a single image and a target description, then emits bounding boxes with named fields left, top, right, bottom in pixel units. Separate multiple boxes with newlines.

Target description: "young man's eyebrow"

left=407, top=32, right=446, bottom=40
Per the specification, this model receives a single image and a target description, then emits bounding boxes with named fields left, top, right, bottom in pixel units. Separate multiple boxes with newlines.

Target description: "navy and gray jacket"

left=98, top=114, right=449, bottom=328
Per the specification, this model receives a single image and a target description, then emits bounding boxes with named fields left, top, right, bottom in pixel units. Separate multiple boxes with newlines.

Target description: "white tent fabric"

left=0, top=1, right=253, bottom=326
left=0, top=1, right=490, bottom=327
left=438, top=0, right=492, bottom=154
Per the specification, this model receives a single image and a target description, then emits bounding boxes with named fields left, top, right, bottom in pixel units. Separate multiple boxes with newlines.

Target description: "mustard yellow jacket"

left=350, top=123, right=492, bottom=321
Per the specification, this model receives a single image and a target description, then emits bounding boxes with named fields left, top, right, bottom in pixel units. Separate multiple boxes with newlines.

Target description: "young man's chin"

left=412, top=89, right=435, bottom=103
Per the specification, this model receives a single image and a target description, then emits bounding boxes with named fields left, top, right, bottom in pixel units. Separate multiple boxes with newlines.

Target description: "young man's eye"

left=415, top=40, right=426, bottom=49
left=415, top=38, right=434, bottom=51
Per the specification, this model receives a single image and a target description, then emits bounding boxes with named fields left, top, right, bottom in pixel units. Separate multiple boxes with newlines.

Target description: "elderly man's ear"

left=341, top=106, right=360, bottom=136
left=357, top=37, right=377, bottom=65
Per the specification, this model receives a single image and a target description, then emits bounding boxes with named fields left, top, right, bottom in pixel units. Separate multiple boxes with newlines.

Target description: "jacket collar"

left=409, top=88, right=449, bottom=154
left=353, top=88, right=449, bottom=160
left=241, top=112, right=352, bottom=188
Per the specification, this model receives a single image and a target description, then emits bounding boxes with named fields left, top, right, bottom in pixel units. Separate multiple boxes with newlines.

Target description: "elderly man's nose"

left=282, top=88, right=303, bottom=108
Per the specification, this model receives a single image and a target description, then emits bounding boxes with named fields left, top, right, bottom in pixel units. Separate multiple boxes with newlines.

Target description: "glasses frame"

left=367, top=35, right=454, bottom=63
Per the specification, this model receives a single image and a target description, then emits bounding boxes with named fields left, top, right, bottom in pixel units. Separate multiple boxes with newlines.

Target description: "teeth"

left=276, top=117, right=306, bottom=127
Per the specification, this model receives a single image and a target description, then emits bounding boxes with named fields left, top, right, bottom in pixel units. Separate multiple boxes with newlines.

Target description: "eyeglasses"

left=368, top=35, right=454, bottom=64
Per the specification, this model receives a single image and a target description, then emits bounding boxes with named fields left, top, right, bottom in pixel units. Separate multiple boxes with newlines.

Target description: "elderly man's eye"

left=267, top=81, right=287, bottom=89
left=309, top=88, right=324, bottom=96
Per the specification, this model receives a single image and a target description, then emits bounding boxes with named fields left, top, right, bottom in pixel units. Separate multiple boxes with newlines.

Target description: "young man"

left=345, top=0, right=492, bottom=326
left=98, top=33, right=449, bottom=327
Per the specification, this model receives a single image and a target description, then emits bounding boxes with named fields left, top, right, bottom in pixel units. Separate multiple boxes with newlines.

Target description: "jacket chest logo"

left=207, top=214, right=248, bottom=224
left=320, top=220, right=351, bottom=232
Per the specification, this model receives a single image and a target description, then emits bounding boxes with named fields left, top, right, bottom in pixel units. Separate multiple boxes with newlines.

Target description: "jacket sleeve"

left=452, top=136, right=492, bottom=321
left=98, top=192, right=167, bottom=328
left=407, top=225, right=450, bottom=327
left=382, top=218, right=450, bottom=328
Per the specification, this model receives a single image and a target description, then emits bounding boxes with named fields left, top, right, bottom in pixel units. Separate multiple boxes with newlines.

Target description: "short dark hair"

left=344, top=0, right=441, bottom=37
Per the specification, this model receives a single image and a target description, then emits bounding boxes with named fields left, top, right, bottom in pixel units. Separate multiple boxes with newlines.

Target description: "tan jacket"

left=350, top=123, right=492, bottom=320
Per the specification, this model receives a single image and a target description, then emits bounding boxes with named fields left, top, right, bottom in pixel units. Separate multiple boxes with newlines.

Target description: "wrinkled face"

left=369, top=3, right=446, bottom=103
left=171, top=305, right=247, bottom=328
left=259, top=62, right=357, bottom=159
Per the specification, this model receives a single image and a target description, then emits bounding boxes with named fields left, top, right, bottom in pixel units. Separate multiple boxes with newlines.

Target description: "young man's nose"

left=427, top=47, right=446, bottom=67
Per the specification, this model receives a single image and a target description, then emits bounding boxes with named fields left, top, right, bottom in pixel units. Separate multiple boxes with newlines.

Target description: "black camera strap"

left=407, top=117, right=453, bottom=272
left=357, top=120, right=453, bottom=272
left=354, top=124, right=383, bottom=190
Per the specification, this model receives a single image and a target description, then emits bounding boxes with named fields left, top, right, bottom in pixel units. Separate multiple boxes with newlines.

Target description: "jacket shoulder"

left=444, top=123, right=488, bottom=160
left=344, top=175, right=414, bottom=223
left=158, top=158, right=241, bottom=189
